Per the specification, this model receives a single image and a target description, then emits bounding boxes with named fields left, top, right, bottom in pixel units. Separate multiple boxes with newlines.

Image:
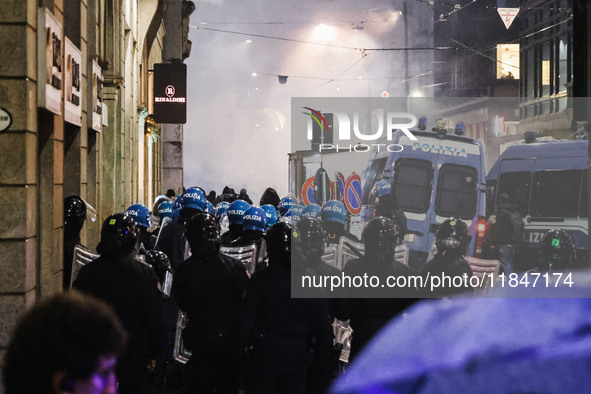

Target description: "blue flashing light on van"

left=486, top=138, right=588, bottom=270
left=360, top=128, right=487, bottom=271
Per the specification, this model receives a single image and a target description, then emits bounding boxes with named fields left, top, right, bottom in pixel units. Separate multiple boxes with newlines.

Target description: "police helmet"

left=184, top=213, right=220, bottom=258
left=173, top=195, right=183, bottom=210
left=228, top=199, right=251, bottom=226
left=289, top=204, right=303, bottom=222
left=295, top=217, right=324, bottom=258
left=301, top=203, right=322, bottom=220
left=64, top=195, right=87, bottom=230
left=96, top=213, right=137, bottom=255
left=261, top=204, right=278, bottom=227
left=126, top=204, right=151, bottom=228
left=182, top=187, right=206, bottom=211
left=375, top=180, right=391, bottom=197
left=362, top=216, right=399, bottom=252
left=265, top=221, right=292, bottom=264
left=278, top=197, right=294, bottom=216
left=152, top=195, right=170, bottom=215
left=540, top=229, right=575, bottom=270
left=205, top=201, right=215, bottom=215
left=156, top=200, right=174, bottom=221
left=435, top=218, right=470, bottom=254
left=243, top=206, right=267, bottom=233
left=321, top=200, right=347, bottom=225
left=144, top=250, right=174, bottom=296
left=215, top=201, right=230, bottom=218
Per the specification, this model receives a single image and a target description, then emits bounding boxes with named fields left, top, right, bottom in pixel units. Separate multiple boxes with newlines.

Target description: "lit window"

left=496, top=44, right=520, bottom=79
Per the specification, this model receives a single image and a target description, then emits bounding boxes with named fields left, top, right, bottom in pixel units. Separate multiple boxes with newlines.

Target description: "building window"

left=496, top=44, right=520, bottom=79
left=541, top=41, right=551, bottom=96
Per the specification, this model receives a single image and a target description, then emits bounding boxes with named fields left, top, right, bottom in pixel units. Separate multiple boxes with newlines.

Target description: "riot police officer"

left=126, top=203, right=156, bottom=250
left=261, top=204, right=279, bottom=228
left=420, top=218, right=473, bottom=298
left=220, top=199, right=251, bottom=246
left=230, top=206, right=268, bottom=271
left=155, top=187, right=206, bottom=269
left=63, top=195, right=87, bottom=289
left=301, top=203, right=322, bottom=220
left=239, top=222, right=333, bottom=394
left=320, top=200, right=359, bottom=244
left=278, top=196, right=294, bottom=217
left=173, top=213, right=248, bottom=393
left=540, top=229, right=576, bottom=273
left=335, top=216, right=416, bottom=361
left=73, top=213, right=167, bottom=394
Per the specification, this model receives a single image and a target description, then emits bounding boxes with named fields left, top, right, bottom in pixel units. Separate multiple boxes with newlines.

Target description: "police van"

left=486, top=138, right=588, bottom=270
left=360, top=126, right=487, bottom=271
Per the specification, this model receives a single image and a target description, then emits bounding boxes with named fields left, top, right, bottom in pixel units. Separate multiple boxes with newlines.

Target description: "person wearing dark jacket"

left=420, top=218, right=473, bottom=298
left=73, top=213, right=167, bottom=394
left=489, top=193, right=523, bottom=274
left=173, top=213, right=249, bottom=393
left=336, top=217, right=417, bottom=362
left=155, top=187, right=205, bottom=269
left=239, top=222, right=334, bottom=394
left=259, top=187, right=280, bottom=208
left=293, top=217, right=341, bottom=393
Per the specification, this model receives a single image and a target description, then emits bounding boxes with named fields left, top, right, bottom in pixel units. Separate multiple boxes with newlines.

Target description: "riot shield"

left=333, top=319, right=353, bottom=364
left=321, top=244, right=338, bottom=270
left=154, top=216, right=172, bottom=249
left=220, top=244, right=257, bottom=275
left=465, top=256, right=500, bottom=291
left=70, top=244, right=100, bottom=287
left=173, top=311, right=191, bottom=364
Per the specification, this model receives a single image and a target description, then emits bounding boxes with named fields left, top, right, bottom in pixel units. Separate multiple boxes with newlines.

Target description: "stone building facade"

left=0, top=0, right=191, bottom=372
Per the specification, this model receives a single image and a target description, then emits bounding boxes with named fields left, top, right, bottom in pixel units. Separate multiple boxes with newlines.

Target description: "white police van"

left=360, top=124, right=487, bottom=271
left=486, top=138, right=588, bottom=270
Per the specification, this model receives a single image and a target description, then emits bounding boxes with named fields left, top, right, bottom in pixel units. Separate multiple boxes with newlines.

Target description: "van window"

left=531, top=170, right=585, bottom=217
left=362, top=157, right=387, bottom=204
left=393, top=158, right=433, bottom=213
left=436, top=164, right=478, bottom=219
left=497, top=172, right=531, bottom=216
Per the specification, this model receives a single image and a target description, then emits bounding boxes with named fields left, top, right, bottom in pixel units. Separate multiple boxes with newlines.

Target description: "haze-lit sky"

left=184, top=0, right=433, bottom=203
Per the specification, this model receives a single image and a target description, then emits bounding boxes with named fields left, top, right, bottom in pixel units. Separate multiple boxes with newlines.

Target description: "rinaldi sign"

left=153, top=63, right=187, bottom=124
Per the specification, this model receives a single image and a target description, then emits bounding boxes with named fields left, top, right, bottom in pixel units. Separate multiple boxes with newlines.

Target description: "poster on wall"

left=37, top=8, right=63, bottom=115
left=64, top=38, right=81, bottom=126
left=91, top=60, right=103, bottom=131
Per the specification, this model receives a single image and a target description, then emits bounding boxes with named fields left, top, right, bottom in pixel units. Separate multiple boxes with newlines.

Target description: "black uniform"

left=239, top=261, right=334, bottom=394
left=73, top=253, right=167, bottom=394
left=173, top=253, right=248, bottom=393
left=336, top=256, right=417, bottom=361
left=221, top=225, right=244, bottom=246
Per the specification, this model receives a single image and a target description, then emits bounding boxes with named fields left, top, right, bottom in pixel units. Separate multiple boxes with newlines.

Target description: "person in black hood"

left=173, top=213, right=248, bottom=393
left=259, top=187, right=280, bottom=208
left=238, top=188, right=253, bottom=205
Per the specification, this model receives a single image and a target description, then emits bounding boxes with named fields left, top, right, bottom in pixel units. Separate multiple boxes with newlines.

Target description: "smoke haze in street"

left=184, top=0, right=432, bottom=202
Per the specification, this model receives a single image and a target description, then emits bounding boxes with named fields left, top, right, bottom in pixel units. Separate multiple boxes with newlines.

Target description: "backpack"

left=497, top=209, right=524, bottom=244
